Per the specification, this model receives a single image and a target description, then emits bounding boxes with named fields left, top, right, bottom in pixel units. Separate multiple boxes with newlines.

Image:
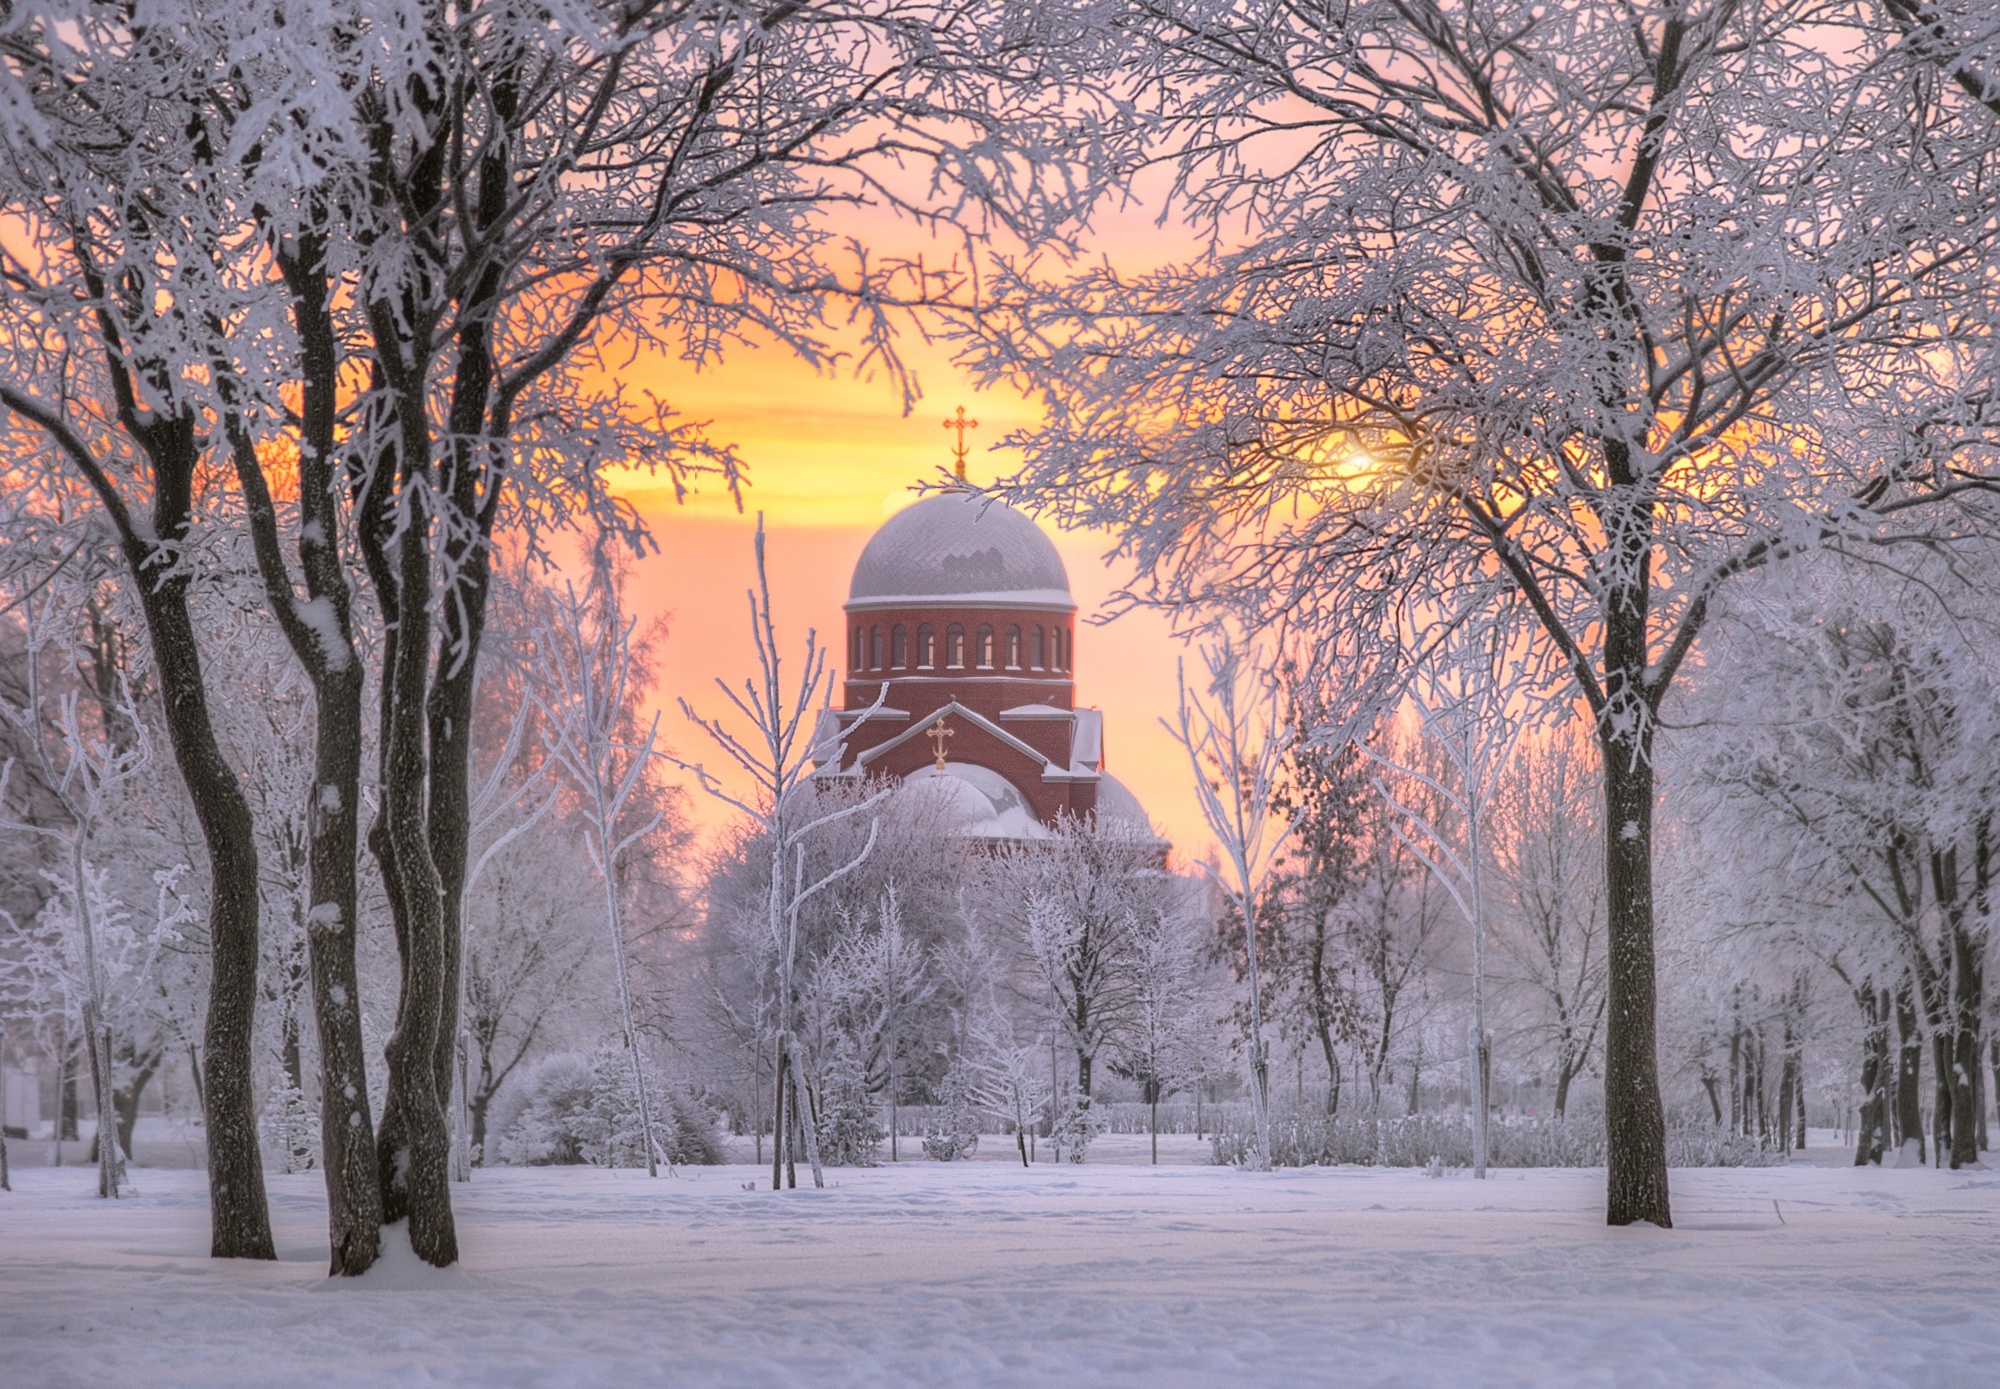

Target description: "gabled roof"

left=850, top=700, right=1101, bottom=784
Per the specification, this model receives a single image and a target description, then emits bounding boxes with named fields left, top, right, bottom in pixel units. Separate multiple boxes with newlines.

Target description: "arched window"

left=1031, top=625, right=1045, bottom=670
left=891, top=625, right=908, bottom=669
left=852, top=628, right=863, bottom=671
left=1054, top=626, right=1067, bottom=671
left=976, top=624, right=995, bottom=669
left=1006, top=625, right=1022, bottom=669
left=946, top=623, right=965, bottom=668
left=917, top=624, right=935, bottom=669
left=870, top=626, right=884, bottom=669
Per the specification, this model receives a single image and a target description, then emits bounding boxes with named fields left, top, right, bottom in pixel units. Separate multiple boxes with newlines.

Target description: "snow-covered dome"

left=1092, top=771, right=1152, bottom=832
left=899, top=762, right=1051, bottom=842
left=848, top=491, right=1071, bottom=607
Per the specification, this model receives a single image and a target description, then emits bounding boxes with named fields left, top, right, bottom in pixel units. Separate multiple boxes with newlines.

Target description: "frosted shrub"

left=815, top=1047, right=882, bottom=1167
left=259, top=1076, right=320, bottom=1174
left=498, top=1048, right=723, bottom=1168
left=921, top=1062, right=981, bottom=1161
left=1211, top=1102, right=1782, bottom=1170
left=1046, top=1103, right=1097, bottom=1163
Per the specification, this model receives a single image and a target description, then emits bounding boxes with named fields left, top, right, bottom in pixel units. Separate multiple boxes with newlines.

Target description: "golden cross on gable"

left=942, top=405, right=979, bottom=482
left=927, top=719, right=955, bottom=770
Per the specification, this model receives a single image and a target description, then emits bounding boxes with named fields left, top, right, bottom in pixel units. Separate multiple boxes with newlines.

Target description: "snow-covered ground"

left=3, top=1156, right=1997, bottom=1387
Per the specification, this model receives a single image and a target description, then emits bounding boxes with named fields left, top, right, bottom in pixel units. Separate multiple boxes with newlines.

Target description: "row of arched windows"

left=852, top=620, right=1070, bottom=674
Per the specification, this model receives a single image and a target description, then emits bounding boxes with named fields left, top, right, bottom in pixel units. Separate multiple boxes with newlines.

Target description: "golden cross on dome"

left=943, top=405, right=978, bottom=482
left=927, top=719, right=955, bottom=770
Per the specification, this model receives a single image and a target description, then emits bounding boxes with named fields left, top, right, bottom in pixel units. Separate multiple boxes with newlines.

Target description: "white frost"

left=295, top=596, right=351, bottom=670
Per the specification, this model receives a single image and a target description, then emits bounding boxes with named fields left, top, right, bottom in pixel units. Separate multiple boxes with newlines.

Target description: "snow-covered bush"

left=259, top=1076, right=320, bottom=1174
left=814, top=1045, right=881, bottom=1167
left=497, top=1048, right=723, bottom=1168
left=1044, top=1103, right=1095, bottom=1163
left=921, top=1061, right=981, bottom=1161
left=1211, top=1102, right=1782, bottom=1170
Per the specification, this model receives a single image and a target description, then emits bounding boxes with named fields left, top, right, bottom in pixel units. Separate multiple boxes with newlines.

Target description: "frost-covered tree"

left=1167, top=632, right=1291, bottom=1167
left=1116, top=893, right=1208, bottom=1164
left=1687, top=555, right=1998, bottom=1168
left=0, top=588, right=197, bottom=1199
left=674, top=520, right=891, bottom=1189
left=964, top=0, right=2000, bottom=1225
left=1361, top=627, right=1534, bottom=1177
left=1007, top=814, right=1170, bottom=1160
left=1491, top=723, right=1607, bottom=1124
left=533, top=564, right=677, bottom=1176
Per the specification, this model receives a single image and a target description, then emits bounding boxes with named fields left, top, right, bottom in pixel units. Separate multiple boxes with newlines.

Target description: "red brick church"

left=812, top=484, right=1151, bottom=844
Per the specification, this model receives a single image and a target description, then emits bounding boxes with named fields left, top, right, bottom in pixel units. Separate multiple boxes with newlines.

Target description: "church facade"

left=813, top=488, right=1148, bottom=843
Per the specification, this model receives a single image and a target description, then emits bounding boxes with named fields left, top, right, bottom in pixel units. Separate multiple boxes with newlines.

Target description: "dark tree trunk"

left=1776, top=1051, right=1796, bottom=1160
left=356, top=342, right=458, bottom=1266
left=771, top=1036, right=787, bottom=1191
left=1599, top=726, right=1671, bottom=1226
left=231, top=238, right=385, bottom=1275
left=469, top=1090, right=492, bottom=1166
left=59, top=1046, right=79, bottom=1143
left=1931, top=1030, right=1955, bottom=1168
left=1894, top=985, right=1924, bottom=1161
left=125, top=516, right=273, bottom=1260
left=1947, top=827, right=1987, bottom=1169
left=112, top=1049, right=162, bottom=1164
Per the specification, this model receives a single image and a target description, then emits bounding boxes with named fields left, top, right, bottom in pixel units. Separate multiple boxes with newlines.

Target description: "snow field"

left=2, top=1158, right=1998, bottom=1388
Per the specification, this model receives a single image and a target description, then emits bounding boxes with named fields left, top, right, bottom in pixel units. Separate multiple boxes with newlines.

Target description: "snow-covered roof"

left=898, top=763, right=1051, bottom=842
left=1093, top=771, right=1151, bottom=831
left=847, top=491, right=1072, bottom=609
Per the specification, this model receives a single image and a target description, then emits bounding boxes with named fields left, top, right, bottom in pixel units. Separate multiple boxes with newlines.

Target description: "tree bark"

left=230, top=238, right=385, bottom=1274
left=361, top=365, right=458, bottom=1266
left=1855, top=986, right=1890, bottom=1165
left=127, top=528, right=273, bottom=1258
left=1947, top=830, right=1987, bottom=1169
left=1894, top=985, right=1924, bottom=1161
left=1599, top=726, right=1671, bottom=1226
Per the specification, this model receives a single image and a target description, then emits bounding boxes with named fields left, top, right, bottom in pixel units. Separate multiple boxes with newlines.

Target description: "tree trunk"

left=770, top=1037, right=787, bottom=1191
left=1853, top=993, right=1887, bottom=1165
left=1560, top=1058, right=1586, bottom=1124
left=1949, top=926, right=1984, bottom=1169
left=1599, top=728, right=1671, bottom=1226
left=58, top=1041, right=78, bottom=1143
left=1777, top=1052, right=1796, bottom=1160
left=112, top=1050, right=162, bottom=1165
left=365, top=402, right=458, bottom=1267
left=1894, top=985, right=1924, bottom=1162
left=233, top=244, right=386, bottom=1274
left=1931, top=1030, right=1955, bottom=1168
left=1947, top=822, right=1987, bottom=1168
left=132, top=554, right=273, bottom=1258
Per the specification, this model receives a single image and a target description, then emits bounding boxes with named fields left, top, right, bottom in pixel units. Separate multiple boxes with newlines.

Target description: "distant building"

left=814, top=484, right=1152, bottom=845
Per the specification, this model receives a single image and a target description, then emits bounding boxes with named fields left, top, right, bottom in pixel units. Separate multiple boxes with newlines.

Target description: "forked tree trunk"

left=233, top=242, right=384, bottom=1273
left=364, top=390, right=458, bottom=1267
left=1599, top=726, right=1670, bottom=1226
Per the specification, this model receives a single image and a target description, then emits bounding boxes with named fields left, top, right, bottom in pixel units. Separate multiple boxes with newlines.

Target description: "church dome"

left=1093, top=771, right=1151, bottom=831
left=848, top=491, right=1071, bottom=608
left=899, top=762, right=1052, bottom=842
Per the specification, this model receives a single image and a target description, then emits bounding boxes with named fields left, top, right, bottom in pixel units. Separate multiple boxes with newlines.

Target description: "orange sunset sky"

left=606, top=326, right=1208, bottom=859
